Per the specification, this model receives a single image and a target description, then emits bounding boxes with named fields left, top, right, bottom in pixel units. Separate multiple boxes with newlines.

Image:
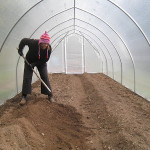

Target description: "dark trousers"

left=22, top=62, right=52, bottom=96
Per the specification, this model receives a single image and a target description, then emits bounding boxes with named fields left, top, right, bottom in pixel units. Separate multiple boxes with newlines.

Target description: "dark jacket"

left=18, top=38, right=52, bottom=64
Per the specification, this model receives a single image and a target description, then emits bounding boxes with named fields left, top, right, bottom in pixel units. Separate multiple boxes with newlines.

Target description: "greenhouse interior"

left=0, top=0, right=150, bottom=149
left=1, top=0, right=150, bottom=104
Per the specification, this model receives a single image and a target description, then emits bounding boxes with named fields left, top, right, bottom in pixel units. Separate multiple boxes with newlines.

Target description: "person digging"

left=18, top=31, right=53, bottom=105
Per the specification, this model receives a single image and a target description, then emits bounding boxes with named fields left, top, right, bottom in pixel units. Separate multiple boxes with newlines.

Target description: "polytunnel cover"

left=0, top=0, right=150, bottom=103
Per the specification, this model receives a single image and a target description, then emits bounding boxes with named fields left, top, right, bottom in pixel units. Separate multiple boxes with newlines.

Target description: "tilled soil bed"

left=0, top=73, right=150, bottom=150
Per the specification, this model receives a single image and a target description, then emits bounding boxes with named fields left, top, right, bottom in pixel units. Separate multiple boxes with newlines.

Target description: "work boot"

left=48, top=94, right=53, bottom=103
left=20, top=97, right=26, bottom=105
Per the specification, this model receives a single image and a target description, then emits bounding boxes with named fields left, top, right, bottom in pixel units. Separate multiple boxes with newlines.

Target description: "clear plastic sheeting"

left=0, top=0, right=150, bottom=103
left=66, top=34, right=83, bottom=74
left=48, top=40, right=65, bottom=73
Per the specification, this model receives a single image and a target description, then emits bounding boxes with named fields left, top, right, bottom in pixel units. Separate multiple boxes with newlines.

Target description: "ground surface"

left=0, top=73, right=150, bottom=150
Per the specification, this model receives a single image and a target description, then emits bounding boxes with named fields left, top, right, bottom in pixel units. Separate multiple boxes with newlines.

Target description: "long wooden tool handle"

left=21, top=55, right=51, bottom=93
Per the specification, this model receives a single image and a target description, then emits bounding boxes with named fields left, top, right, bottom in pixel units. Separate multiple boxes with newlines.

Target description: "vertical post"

left=82, top=37, right=85, bottom=73
left=74, top=0, right=75, bottom=33
left=64, top=37, right=67, bottom=74
left=102, top=59, right=103, bottom=73
left=98, top=54, right=103, bottom=73
left=81, top=36, right=83, bottom=73
left=63, top=39, right=65, bottom=73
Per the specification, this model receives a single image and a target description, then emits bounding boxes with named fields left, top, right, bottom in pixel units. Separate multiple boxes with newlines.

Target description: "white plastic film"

left=0, top=0, right=150, bottom=103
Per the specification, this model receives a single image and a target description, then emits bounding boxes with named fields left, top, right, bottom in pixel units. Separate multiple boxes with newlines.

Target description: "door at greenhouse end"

left=66, top=35, right=83, bottom=74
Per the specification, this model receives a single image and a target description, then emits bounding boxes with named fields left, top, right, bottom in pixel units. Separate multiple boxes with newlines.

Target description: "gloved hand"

left=30, top=63, right=36, bottom=69
left=18, top=50, right=23, bottom=56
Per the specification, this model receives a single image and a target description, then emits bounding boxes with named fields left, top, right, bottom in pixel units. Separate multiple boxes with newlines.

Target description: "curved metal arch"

left=75, top=30, right=108, bottom=74
left=51, top=28, right=108, bottom=75
left=51, top=25, right=74, bottom=39
left=51, top=29, right=74, bottom=46
left=78, top=27, right=114, bottom=79
left=66, top=32, right=103, bottom=73
left=9, top=2, right=137, bottom=92
left=50, top=29, right=108, bottom=74
left=53, top=31, right=102, bottom=59
left=29, top=7, right=133, bottom=76
left=16, top=5, right=136, bottom=91
left=0, top=0, right=44, bottom=53
left=77, top=32, right=103, bottom=73
left=48, top=19, right=119, bottom=64
left=82, top=37, right=85, bottom=73
left=31, top=12, right=134, bottom=85
left=52, top=32, right=71, bottom=51
left=75, top=25, right=123, bottom=83
left=75, top=17, right=136, bottom=91
left=29, top=10, right=123, bottom=51
left=107, top=0, right=150, bottom=48
left=47, top=18, right=74, bottom=34
left=50, top=25, right=114, bottom=79
left=75, top=8, right=136, bottom=91
left=74, top=0, right=76, bottom=32
left=51, top=29, right=106, bottom=62
left=40, top=17, right=124, bottom=80
left=30, top=7, right=74, bottom=37
left=38, top=15, right=122, bottom=81
left=52, top=31, right=103, bottom=73
left=77, top=30, right=109, bottom=75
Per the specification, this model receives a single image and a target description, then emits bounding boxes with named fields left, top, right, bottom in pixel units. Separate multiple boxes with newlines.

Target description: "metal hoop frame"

left=13, top=0, right=144, bottom=92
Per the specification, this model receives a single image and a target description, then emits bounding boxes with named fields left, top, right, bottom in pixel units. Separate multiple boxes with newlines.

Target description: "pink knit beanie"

left=38, top=31, right=50, bottom=59
left=39, top=31, right=50, bottom=44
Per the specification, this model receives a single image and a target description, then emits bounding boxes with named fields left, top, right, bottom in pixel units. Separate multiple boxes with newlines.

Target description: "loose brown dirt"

left=0, top=73, right=150, bottom=150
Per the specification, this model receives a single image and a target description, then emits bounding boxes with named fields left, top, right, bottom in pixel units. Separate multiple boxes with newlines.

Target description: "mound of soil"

left=0, top=73, right=150, bottom=150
